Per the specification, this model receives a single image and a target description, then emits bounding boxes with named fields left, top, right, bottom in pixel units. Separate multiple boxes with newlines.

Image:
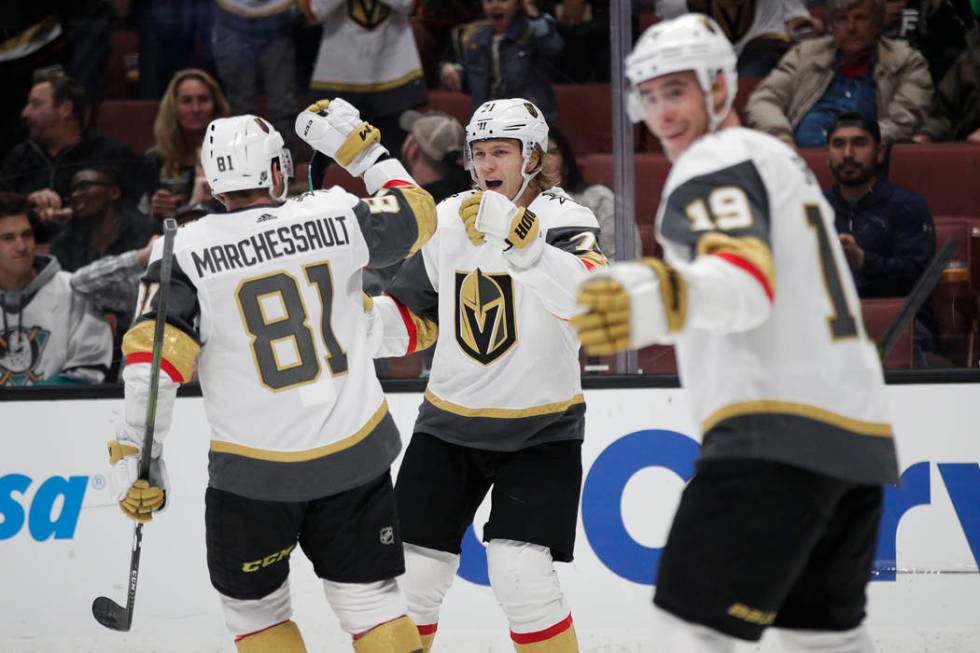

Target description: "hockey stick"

left=92, top=217, right=179, bottom=632
left=876, top=238, right=956, bottom=361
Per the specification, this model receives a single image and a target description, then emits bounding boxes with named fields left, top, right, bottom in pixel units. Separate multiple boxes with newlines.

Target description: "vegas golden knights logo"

left=455, top=269, right=517, bottom=365
left=348, top=0, right=390, bottom=30
left=688, top=0, right=755, bottom=42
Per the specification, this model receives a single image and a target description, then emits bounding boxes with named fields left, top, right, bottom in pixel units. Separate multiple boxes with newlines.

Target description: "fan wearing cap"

left=399, top=110, right=471, bottom=203
left=573, top=15, right=897, bottom=651
left=365, top=98, right=606, bottom=652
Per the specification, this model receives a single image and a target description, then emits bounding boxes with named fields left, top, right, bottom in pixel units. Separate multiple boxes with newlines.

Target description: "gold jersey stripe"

left=122, top=321, right=200, bottom=383
left=0, top=15, right=58, bottom=54
left=310, top=69, right=424, bottom=93
left=642, top=257, right=688, bottom=334
left=395, top=184, right=438, bottom=256
left=697, top=233, right=776, bottom=292
left=702, top=400, right=893, bottom=438
left=210, top=400, right=389, bottom=462
left=425, top=389, right=584, bottom=419
left=409, top=310, right=439, bottom=352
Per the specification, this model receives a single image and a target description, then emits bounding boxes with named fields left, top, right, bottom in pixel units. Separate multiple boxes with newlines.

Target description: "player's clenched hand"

left=458, top=192, right=486, bottom=246
left=472, top=190, right=544, bottom=268
left=572, top=261, right=675, bottom=354
left=295, top=98, right=388, bottom=177
left=107, top=438, right=170, bottom=522
left=572, top=277, right=632, bottom=355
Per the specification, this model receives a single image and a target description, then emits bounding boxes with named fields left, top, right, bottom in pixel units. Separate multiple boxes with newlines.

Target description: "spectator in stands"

left=302, top=0, right=427, bottom=155
left=51, top=165, right=158, bottom=275
left=546, top=0, right=613, bottom=83
left=412, top=0, right=481, bottom=87
left=0, top=192, right=112, bottom=385
left=143, top=69, right=229, bottom=222
left=399, top=109, right=470, bottom=203
left=914, top=20, right=980, bottom=143
left=211, top=0, right=301, bottom=148
left=441, top=0, right=563, bottom=122
left=911, top=0, right=977, bottom=82
left=542, top=126, right=639, bottom=260
left=823, top=112, right=937, bottom=360
left=0, top=70, right=134, bottom=242
left=133, top=0, right=216, bottom=100
left=654, top=0, right=824, bottom=78
left=746, top=0, right=933, bottom=146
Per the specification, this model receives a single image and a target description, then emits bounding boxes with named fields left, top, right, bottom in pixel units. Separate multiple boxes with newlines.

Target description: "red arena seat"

left=94, top=99, right=159, bottom=155
left=889, top=143, right=980, bottom=216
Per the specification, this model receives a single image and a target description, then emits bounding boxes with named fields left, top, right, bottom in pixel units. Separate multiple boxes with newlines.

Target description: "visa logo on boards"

left=0, top=474, right=88, bottom=541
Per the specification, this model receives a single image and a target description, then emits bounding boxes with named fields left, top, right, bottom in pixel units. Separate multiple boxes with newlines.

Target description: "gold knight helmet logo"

left=455, top=269, right=517, bottom=365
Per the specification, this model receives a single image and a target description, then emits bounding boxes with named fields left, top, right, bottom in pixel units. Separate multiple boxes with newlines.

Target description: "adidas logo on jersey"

left=256, top=213, right=278, bottom=223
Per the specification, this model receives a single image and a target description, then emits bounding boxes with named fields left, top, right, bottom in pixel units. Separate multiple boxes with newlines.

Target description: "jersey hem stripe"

left=424, top=388, right=585, bottom=419
left=391, top=296, right=418, bottom=354
left=701, top=400, right=893, bottom=438
left=209, top=400, right=389, bottom=461
left=713, top=252, right=774, bottom=301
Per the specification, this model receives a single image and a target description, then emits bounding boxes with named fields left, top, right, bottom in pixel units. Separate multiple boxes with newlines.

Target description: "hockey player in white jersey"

left=104, top=103, right=435, bottom=652
left=572, top=15, right=897, bottom=653
left=366, top=98, right=606, bottom=652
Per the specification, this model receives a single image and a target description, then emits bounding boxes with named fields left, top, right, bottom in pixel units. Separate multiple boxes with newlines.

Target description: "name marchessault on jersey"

left=191, top=215, right=351, bottom=277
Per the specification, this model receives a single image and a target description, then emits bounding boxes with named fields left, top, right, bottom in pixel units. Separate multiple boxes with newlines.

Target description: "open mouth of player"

left=485, top=180, right=504, bottom=191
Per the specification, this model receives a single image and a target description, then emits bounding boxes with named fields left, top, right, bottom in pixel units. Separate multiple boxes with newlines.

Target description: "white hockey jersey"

left=378, top=187, right=606, bottom=451
left=0, top=255, right=111, bottom=385
left=121, top=166, right=435, bottom=501
left=656, top=127, right=897, bottom=485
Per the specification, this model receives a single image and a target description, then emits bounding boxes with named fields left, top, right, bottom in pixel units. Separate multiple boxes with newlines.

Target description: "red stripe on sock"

left=417, top=623, right=438, bottom=635
left=389, top=294, right=418, bottom=354
left=713, top=253, right=774, bottom=301
left=510, top=614, right=573, bottom=645
left=125, top=352, right=185, bottom=383
left=235, top=620, right=287, bottom=642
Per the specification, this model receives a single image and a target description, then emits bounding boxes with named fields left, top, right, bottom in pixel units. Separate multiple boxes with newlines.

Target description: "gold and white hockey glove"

left=107, top=433, right=169, bottom=523
left=472, top=190, right=544, bottom=269
left=572, top=260, right=687, bottom=354
left=295, top=98, right=388, bottom=177
left=458, top=192, right=486, bottom=246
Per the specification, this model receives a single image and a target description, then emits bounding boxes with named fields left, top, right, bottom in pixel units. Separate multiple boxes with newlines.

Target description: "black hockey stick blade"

left=92, top=593, right=132, bottom=631
left=877, top=238, right=956, bottom=360
left=92, top=218, right=177, bottom=631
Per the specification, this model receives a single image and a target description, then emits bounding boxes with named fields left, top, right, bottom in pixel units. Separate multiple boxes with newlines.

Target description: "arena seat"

left=797, top=147, right=836, bottom=192
left=322, top=164, right=367, bottom=196
left=102, top=30, right=139, bottom=100
left=637, top=344, right=678, bottom=374
left=889, top=144, right=980, bottom=216
left=583, top=153, right=671, bottom=226
left=554, top=83, right=617, bottom=154
left=94, top=99, right=159, bottom=155
left=734, top=76, right=762, bottom=122
left=860, top=298, right=914, bottom=369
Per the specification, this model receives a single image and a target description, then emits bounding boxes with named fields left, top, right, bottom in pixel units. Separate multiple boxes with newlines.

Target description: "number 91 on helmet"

left=201, top=115, right=294, bottom=202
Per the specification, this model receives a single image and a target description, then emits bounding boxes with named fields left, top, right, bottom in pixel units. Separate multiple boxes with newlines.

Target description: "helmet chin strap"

left=510, top=149, right=540, bottom=204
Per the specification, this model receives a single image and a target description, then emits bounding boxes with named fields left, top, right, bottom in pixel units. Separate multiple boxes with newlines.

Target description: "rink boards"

left=1, top=382, right=978, bottom=652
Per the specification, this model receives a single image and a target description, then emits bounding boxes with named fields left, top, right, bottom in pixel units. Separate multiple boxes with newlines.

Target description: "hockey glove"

left=473, top=190, right=545, bottom=269
left=458, top=192, right=487, bottom=246
left=107, top=435, right=170, bottom=522
left=295, top=98, right=388, bottom=177
left=572, top=261, right=677, bottom=354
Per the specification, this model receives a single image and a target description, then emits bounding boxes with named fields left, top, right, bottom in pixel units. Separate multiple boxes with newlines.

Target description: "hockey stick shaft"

left=877, top=238, right=956, bottom=360
left=109, top=218, right=178, bottom=631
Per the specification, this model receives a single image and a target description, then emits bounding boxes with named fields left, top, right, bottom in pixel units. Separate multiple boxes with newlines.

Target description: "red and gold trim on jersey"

left=697, top=232, right=775, bottom=301
left=389, top=294, right=438, bottom=354
left=122, top=320, right=200, bottom=384
left=511, top=614, right=578, bottom=652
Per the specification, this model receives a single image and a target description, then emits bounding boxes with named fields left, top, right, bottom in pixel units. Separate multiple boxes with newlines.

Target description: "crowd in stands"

left=0, top=0, right=978, bottom=384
